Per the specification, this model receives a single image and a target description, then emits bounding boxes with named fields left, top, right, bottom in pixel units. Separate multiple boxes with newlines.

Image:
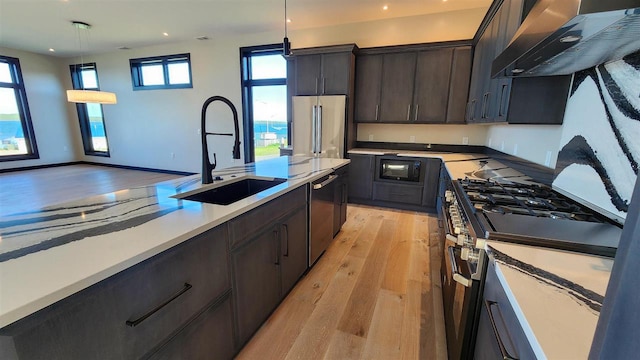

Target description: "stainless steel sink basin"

left=175, top=177, right=287, bottom=205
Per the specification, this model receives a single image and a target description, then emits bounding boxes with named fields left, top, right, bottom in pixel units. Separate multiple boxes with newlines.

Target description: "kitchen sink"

left=176, top=177, right=287, bottom=205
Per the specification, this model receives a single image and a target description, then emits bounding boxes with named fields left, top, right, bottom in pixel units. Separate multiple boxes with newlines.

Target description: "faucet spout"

left=201, top=96, right=242, bottom=184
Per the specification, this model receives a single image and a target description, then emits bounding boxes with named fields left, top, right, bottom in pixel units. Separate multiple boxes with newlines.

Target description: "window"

left=240, top=45, right=288, bottom=162
left=70, top=63, right=110, bottom=156
left=0, top=55, right=38, bottom=161
left=130, top=53, right=192, bottom=90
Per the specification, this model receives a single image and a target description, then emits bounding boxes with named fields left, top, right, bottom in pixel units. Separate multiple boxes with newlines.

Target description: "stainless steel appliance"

left=440, top=175, right=623, bottom=358
left=309, top=173, right=338, bottom=266
left=492, top=0, right=640, bottom=77
left=376, top=157, right=422, bottom=182
left=292, top=95, right=346, bottom=158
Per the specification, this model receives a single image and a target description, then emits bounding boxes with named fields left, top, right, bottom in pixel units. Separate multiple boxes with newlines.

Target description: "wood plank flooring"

left=0, top=165, right=184, bottom=217
left=237, top=204, right=447, bottom=360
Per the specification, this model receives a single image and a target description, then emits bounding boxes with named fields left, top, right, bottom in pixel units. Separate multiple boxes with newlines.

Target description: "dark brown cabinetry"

left=229, top=185, right=308, bottom=346
left=347, top=154, right=375, bottom=201
left=355, top=42, right=472, bottom=124
left=467, top=0, right=570, bottom=124
left=421, top=158, right=442, bottom=209
left=333, top=165, right=349, bottom=237
left=0, top=225, right=231, bottom=360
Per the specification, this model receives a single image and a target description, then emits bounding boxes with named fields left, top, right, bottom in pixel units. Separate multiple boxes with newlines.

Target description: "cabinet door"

left=354, top=55, right=383, bottom=122
left=421, top=159, right=442, bottom=209
left=295, top=54, right=321, bottom=95
left=148, top=294, right=235, bottom=360
left=412, top=48, right=454, bottom=123
left=231, top=229, right=280, bottom=346
left=347, top=154, right=374, bottom=200
left=379, top=52, right=416, bottom=122
left=467, top=30, right=490, bottom=123
left=321, top=52, right=351, bottom=95
left=280, top=206, right=308, bottom=295
left=447, top=47, right=472, bottom=124
left=373, top=182, right=423, bottom=205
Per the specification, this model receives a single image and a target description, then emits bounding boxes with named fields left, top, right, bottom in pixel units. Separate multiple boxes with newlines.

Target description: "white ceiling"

left=0, top=0, right=490, bottom=58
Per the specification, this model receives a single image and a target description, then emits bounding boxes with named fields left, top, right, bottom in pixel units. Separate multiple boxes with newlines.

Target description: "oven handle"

left=448, top=246, right=472, bottom=287
left=485, top=300, right=519, bottom=360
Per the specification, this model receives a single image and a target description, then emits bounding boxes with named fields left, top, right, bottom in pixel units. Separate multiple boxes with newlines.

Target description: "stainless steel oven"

left=440, top=186, right=487, bottom=360
left=376, top=156, right=423, bottom=183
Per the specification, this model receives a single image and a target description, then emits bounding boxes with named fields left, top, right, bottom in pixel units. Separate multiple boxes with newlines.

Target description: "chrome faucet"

left=201, top=96, right=241, bottom=184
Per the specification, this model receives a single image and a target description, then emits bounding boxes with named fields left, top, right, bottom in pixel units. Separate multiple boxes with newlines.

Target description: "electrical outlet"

left=197, top=128, right=201, bottom=135
left=500, top=141, right=505, bottom=151
left=409, top=135, right=416, bottom=143
left=513, top=144, right=518, bottom=155
left=462, top=137, right=469, bottom=145
left=170, top=152, right=175, bottom=159
left=368, top=134, right=374, bottom=141
left=488, top=138, right=493, bottom=147
left=63, top=146, right=68, bottom=151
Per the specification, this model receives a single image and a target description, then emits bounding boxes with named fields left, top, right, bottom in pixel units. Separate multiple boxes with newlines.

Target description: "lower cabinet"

left=229, top=186, right=308, bottom=347
left=333, top=165, right=349, bottom=236
left=348, top=154, right=374, bottom=201
left=148, top=293, right=235, bottom=360
left=373, top=182, right=423, bottom=205
left=421, top=158, right=442, bottom=209
left=0, top=225, right=230, bottom=360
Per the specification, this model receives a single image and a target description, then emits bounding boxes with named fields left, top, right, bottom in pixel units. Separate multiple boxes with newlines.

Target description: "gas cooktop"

left=454, top=178, right=622, bottom=257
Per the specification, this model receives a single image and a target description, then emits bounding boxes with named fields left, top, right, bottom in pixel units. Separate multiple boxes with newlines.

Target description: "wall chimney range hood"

left=492, top=0, right=640, bottom=78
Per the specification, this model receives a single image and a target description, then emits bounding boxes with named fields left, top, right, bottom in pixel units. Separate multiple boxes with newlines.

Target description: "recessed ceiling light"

left=48, top=48, right=55, bottom=52
left=163, top=32, right=169, bottom=37
left=383, top=5, right=388, bottom=10
left=287, top=18, right=292, bottom=23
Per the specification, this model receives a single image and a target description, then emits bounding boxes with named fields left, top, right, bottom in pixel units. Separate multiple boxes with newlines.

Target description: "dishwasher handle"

left=486, top=300, right=519, bottom=360
left=313, top=174, right=338, bottom=190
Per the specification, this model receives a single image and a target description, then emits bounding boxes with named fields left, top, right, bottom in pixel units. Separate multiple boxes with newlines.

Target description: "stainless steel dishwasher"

left=309, top=173, right=338, bottom=266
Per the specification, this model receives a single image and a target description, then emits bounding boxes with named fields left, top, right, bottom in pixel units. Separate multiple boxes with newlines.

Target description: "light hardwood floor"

left=0, top=164, right=184, bottom=217
left=237, top=204, right=447, bottom=360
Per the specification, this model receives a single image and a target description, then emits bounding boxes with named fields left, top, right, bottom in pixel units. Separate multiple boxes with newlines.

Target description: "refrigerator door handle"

left=312, top=105, right=317, bottom=154
left=317, top=105, right=323, bottom=154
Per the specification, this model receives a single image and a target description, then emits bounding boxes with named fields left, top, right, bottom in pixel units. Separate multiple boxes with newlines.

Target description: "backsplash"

left=553, top=51, right=640, bottom=223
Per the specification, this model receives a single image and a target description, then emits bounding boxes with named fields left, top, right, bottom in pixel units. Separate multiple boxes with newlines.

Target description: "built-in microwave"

left=376, top=156, right=423, bottom=183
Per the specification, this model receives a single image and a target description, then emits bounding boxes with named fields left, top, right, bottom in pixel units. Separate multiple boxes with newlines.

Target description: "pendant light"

left=66, top=21, right=117, bottom=105
left=283, top=0, right=291, bottom=57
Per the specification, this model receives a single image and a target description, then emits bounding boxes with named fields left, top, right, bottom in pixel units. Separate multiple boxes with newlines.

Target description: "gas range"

left=453, top=178, right=622, bottom=257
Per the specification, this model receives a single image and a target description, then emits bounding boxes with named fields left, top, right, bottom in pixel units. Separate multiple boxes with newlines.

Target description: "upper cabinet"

left=293, top=45, right=356, bottom=96
left=354, top=42, right=472, bottom=124
left=467, top=0, right=571, bottom=125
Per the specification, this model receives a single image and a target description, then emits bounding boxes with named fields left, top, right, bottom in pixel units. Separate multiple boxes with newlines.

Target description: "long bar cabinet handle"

left=282, top=224, right=289, bottom=257
left=485, top=300, right=519, bottom=360
left=126, top=283, right=192, bottom=327
left=406, top=104, right=412, bottom=121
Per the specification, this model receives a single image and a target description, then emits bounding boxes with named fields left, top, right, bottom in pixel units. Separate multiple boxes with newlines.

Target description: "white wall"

left=0, top=47, right=79, bottom=170
left=485, top=124, right=564, bottom=168
left=358, top=124, right=488, bottom=146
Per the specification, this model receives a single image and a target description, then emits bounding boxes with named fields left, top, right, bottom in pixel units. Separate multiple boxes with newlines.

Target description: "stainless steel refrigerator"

left=292, top=95, right=346, bottom=158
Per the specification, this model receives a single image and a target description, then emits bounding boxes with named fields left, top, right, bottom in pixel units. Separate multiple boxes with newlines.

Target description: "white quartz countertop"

left=0, top=156, right=349, bottom=328
left=486, top=241, right=613, bottom=360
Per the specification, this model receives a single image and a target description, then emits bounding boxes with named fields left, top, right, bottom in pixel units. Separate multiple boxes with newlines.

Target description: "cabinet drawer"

left=3, top=225, right=230, bottom=360
left=147, top=293, right=235, bottom=360
left=373, top=182, right=423, bottom=205
left=477, top=261, right=537, bottom=359
left=228, top=185, right=307, bottom=249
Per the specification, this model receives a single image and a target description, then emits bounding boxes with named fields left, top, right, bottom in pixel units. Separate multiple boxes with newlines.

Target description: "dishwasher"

left=309, top=173, right=338, bottom=266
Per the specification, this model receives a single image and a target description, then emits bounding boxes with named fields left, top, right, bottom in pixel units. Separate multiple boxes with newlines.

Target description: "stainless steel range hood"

left=492, top=0, right=640, bottom=78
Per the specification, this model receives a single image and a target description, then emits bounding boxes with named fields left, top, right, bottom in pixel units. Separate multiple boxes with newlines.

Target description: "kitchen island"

left=0, top=156, right=349, bottom=359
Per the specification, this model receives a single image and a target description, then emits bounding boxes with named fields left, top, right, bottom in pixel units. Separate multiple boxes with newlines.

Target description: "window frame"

left=129, top=53, right=193, bottom=90
left=69, top=62, right=110, bottom=157
left=239, top=44, right=288, bottom=163
left=0, top=55, right=39, bottom=162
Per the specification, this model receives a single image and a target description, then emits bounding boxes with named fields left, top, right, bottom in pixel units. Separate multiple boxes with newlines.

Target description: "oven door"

left=441, top=243, right=483, bottom=360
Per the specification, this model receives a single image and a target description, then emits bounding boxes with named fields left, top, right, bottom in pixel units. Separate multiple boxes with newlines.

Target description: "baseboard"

left=0, top=161, right=196, bottom=176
